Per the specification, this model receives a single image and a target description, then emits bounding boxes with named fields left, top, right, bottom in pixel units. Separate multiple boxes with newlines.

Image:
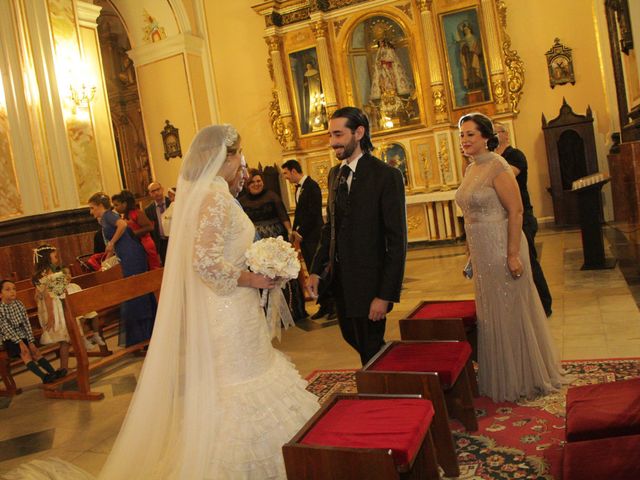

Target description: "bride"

left=9, top=125, right=319, bottom=479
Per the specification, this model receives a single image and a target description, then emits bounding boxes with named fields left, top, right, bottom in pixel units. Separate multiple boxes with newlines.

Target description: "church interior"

left=1, top=0, right=639, bottom=478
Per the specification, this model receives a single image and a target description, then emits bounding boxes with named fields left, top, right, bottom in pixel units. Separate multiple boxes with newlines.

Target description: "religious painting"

left=379, top=142, right=409, bottom=187
left=347, top=16, right=420, bottom=132
left=545, top=38, right=575, bottom=88
left=440, top=8, right=491, bottom=109
left=289, top=47, right=328, bottom=136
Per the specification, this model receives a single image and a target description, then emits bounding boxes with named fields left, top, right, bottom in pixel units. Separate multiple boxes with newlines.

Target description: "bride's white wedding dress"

left=5, top=127, right=318, bottom=480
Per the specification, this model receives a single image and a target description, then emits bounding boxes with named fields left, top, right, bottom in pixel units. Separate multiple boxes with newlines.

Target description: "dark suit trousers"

left=332, top=263, right=385, bottom=366
left=523, top=214, right=552, bottom=314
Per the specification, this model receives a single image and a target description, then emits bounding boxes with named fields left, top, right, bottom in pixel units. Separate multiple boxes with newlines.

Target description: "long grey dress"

left=455, top=152, right=564, bottom=402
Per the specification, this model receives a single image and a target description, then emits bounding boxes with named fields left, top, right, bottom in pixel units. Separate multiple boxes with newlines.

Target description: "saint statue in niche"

left=303, top=62, right=326, bottom=132
left=370, top=39, right=413, bottom=100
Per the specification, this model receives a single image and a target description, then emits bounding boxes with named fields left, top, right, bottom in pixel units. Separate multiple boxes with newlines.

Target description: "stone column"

left=418, top=0, right=449, bottom=123
left=311, top=20, right=338, bottom=116
left=266, top=35, right=296, bottom=150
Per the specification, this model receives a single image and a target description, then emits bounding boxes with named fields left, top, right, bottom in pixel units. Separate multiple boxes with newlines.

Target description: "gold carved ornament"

left=407, top=213, right=423, bottom=233
left=269, top=90, right=295, bottom=149
left=496, top=0, right=524, bottom=114
left=432, top=86, right=447, bottom=114
left=492, top=77, right=507, bottom=106
left=311, top=21, right=328, bottom=39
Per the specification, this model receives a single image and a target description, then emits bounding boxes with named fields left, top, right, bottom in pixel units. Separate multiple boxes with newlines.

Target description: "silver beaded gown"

left=455, top=152, right=564, bottom=402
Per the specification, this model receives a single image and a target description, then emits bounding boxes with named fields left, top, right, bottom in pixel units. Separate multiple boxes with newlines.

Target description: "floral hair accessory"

left=223, top=124, right=238, bottom=148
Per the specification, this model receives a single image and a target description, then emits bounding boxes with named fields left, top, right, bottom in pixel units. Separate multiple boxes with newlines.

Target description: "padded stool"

left=356, top=340, right=477, bottom=478
left=563, top=433, right=640, bottom=480
left=566, top=378, right=640, bottom=442
left=283, top=393, right=439, bottom=480
left=399, top=300, right=479, bottom=395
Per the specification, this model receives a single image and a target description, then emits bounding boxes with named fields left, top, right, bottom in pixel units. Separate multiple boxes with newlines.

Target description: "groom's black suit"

left=311, top=153, right=407, bottom=364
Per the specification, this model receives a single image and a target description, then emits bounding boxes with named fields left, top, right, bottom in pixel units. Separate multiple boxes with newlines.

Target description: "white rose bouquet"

left=245, top=236, right=300, bottom=339
left=41, top=271, right=69, bottom=298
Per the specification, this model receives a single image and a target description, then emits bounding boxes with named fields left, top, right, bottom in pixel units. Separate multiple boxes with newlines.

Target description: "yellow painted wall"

left=187, top=53, right=212, bottom=129
left=136, top=54, right=195, bottom=188
left=203, top=1, right=281, bottom=169
left=504, top=0, right=616, bottom=220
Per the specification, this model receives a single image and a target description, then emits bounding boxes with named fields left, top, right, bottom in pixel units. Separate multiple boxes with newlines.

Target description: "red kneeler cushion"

left=409, top=300, right=476, bottom=328
left=566, top=378, right=640, bottom=442
left=300, top=399, right=435, bottom=468
left=370, top=342, right=472, bottom=387
left=563, top=434, right=640, bottom=480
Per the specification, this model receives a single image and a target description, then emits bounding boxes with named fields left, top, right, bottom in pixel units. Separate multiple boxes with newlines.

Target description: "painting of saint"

left=440, top=9, right=491, bottom=108
left=289, top=48, right=327, bottom=135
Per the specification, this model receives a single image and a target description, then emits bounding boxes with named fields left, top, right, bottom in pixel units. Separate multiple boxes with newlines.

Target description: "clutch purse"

left=463, top=258, right=473, bottom=279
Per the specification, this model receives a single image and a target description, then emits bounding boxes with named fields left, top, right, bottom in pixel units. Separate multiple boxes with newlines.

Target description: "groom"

left=307, top=106, right=407, bottom=365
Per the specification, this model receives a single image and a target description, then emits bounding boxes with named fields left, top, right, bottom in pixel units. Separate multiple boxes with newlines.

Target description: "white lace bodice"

left=193, top=177, right=256, bottom=295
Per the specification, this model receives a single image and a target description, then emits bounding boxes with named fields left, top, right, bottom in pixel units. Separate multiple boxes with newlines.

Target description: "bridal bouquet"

left=41, top=271, right=69, bottom=298
left=245, top=236, right=300, bottom=339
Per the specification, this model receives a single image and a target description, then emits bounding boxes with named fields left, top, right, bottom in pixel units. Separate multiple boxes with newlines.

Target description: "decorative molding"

left=496, top=0, right=524, bottom=114
left=266, top=35, right=282, bottom=53
left=76, top=1, right=102, bottom=28
left=432, top=85, right=448, bottom=123
left=311, top=20, right=328, bottom=39
left=395, top=3, right=412, bottom=19
left=491, top=74, right=508, bottom=112
left=127, top=33, right=204, bottom=67
left=333, top=18, right=347, bottom=37
left=417, top=0, right=432, bottom=12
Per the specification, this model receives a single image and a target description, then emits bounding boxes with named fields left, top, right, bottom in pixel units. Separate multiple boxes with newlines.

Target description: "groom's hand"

left=369, top=298, right=389, bottom=321
left=306, top=274, right=320, bottom=299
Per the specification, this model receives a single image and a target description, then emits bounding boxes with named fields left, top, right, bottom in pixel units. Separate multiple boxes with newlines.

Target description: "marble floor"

left=1, top=226, right=639, bottom=476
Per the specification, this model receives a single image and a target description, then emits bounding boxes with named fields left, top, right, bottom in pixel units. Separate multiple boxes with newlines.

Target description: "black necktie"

left=294, top=184, right=301, bottom=205
left=335, top=165, right=351, bottom=228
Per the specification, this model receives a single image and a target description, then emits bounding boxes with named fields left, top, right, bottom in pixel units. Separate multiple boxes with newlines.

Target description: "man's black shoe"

left=310, top=310, right=327, bottom=320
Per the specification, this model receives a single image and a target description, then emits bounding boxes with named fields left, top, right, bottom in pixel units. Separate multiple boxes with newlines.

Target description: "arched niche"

left=346, top=15, right=421, bottom=133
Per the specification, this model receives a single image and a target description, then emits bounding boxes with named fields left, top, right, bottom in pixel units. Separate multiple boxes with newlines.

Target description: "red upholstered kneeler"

left=563, top=433, right=640, bottom=480
left=282, top=394, right=439, bottom=480
left=356, top=341, right=478, bottom=478
left=399, top=300, right=479, bottom=396
left=566, top=378, right=640, bottom=442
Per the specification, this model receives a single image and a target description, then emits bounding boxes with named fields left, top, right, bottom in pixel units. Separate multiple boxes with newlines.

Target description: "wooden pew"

left=43, top=268, right=163, bottom=401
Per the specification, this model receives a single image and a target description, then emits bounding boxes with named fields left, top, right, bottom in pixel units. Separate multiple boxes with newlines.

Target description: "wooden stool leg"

left=445, top=367, right=478, bottom=432
left=427, top=384, right=460, bottom=477
left=466, top=359, right=480, bottom=397
left=0, top=352, right=21, bottom=396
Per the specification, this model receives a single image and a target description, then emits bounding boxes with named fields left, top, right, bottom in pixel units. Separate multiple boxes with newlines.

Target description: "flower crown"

left=33, top=245, right=56, bottom=265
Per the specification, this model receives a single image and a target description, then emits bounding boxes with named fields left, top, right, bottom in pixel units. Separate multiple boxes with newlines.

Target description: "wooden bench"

left=42, top=268, right=163, bottom=400
left=0, top=272, right=120, bottom=396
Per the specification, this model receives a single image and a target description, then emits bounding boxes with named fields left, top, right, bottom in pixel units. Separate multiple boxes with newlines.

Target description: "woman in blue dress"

left=88, top=192, right=156, bottom=346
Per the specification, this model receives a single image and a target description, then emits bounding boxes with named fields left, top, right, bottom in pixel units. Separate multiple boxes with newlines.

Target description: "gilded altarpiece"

left=253, top=0, right=524, bottom=242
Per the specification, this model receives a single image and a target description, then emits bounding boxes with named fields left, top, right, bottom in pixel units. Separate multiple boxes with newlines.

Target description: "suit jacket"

left=144, top=196, right=172, bottom=243
left=311, top=153, right=407, bottom=317
left=293, top=176, right=323, bottom=251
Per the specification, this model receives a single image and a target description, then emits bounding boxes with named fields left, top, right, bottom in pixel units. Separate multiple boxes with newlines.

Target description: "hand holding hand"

left=19, top=342, right=29, bottom=356
left=369, top=297, right=389, bottom=321
left=507, top=255, right=523, bottom=279
left=306, top=274, right=320, bottom=299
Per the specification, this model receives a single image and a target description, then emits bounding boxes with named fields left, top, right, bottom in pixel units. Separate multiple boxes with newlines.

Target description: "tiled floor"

left=1, top=226, right=638, bottom=476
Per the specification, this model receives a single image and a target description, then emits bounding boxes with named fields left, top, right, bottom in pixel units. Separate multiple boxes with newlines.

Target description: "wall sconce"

left=69, top=82, right=96, bottom=109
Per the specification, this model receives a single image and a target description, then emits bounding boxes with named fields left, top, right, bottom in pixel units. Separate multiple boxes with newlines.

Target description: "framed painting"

left=439, top=7, right=491, bottom=109
left=288, top=47, right=328, bottom=136
left=379, top=142, right=410, bottom=187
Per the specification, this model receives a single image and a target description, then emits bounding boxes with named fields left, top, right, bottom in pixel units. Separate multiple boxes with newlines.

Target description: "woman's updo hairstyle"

left=458, top=112, right=499, bottom=151
left=88, top=192, right=111, bottom=209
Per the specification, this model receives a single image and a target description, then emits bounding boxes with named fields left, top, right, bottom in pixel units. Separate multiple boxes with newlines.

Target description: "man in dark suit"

left=495, top=122, right=553, bottom=316
left=282, top=159, right=335, bottom=320
left=307, top=106, right=407, bottom=365
left=145, top=182, right=171, bottom=264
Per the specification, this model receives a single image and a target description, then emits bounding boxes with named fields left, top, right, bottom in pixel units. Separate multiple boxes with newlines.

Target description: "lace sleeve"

left=193, top=189, right=242, bottom=295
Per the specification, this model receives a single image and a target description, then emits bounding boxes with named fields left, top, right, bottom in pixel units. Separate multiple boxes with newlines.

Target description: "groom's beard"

left=333, top=136, right=358, bottom=160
